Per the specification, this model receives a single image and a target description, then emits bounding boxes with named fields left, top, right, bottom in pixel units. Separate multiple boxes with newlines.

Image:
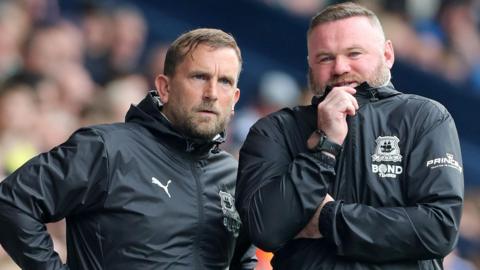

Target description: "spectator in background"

left=229, top=70, right=300, bottom=154
left=22, top=0, right=61, bottom=24
left=80, top=1, right=114, bottom=85
left=436, top=0, right=480, bottom=94
left=102, top=74, right=148, bottom=122
left=48, top=63, right=96, bottom=116
left=79, top=3, right=148, bottom=85
left=0, top=74, right=41, bottom=176
left=236, top=2, right=463, bottom=269
left=81, top=74, right=148, bottom=125
left=109, top=5, right=147, bottom=77
left=356, top=0, right=480, bottom=96
left=22, top=21, right=84, bottom=78
left=0, top=72, right=71, bottom=268
left=145, top=43, right=169, bottom=89
left=0, top=28, right=256, bottom=270
left=456, top=190, right=480, bottom=268
left=0, top=0, right=30, bottom=82
left=445, top=190, right=480, bottom=270
left=35, top=109, right=79, bottom=152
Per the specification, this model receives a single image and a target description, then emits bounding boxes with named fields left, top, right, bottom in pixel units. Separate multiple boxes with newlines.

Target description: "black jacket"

left=236, top=83, right=463, bottom=269
left=0, top=92, right=256, bottom=270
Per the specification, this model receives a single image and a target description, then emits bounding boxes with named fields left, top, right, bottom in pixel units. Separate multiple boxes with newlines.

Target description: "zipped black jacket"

left=0, top=92, right=256, bottom=270
left=236, top=83, right=463, bottom=269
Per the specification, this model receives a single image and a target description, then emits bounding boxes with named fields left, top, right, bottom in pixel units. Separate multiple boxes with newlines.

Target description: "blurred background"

left=0, top=0, right=479, bottom=269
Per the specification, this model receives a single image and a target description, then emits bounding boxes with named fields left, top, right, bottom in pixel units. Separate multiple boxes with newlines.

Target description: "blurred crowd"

left=261, top=0, right=480, bottom=96
left=0, top=0, right=153, bottom=268
left=0, top=0, right=479, bottom=269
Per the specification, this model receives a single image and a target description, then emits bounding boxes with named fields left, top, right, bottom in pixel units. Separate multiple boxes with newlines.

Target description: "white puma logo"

left=151, top=177, right=172, bottom=198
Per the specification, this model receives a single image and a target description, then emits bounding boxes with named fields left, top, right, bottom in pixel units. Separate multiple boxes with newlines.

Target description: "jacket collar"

left=311, top=81, right=401, bottom=107
left=125, top=91, right=225, bottom=156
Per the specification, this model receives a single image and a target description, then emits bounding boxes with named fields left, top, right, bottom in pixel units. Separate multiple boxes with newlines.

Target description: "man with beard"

left=236, top=2, right=463, bottom=269
left=0, top=28, right=256, bottom=270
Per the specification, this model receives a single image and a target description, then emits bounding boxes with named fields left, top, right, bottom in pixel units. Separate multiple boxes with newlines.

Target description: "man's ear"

left=231, top=88, right=240, bottom=116
left=233, top=88, right=240, bottom=106
left=384, top=40, right=395, bottom=69
left=155, top=74, right=170, bottom=104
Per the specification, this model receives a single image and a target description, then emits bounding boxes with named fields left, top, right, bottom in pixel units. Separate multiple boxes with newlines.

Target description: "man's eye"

left=318, top=56, right=334, bottom=63
left=349, top=52, right=361, bottom=58
left=193, top=74, right=207, bottom=80
left=219, top=78, right=233, bottom=86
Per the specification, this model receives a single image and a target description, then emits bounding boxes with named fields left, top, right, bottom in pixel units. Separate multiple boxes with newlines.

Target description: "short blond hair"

left=164, top=28, right=242, bottom=76
left=308, top=2, right=385, bottom=40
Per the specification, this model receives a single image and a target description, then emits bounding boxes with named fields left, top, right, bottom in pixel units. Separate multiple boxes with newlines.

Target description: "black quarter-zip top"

left=237, top=82, right=463, bottom=270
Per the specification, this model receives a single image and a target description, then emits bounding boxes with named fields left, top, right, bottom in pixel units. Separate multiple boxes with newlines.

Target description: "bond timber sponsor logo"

left=371, top=136, right=403, bottom=178
left=372, top=164, right=403, bottom=178
left=219, top=191, right=241, bottom=237
left=426, top=153, right=463, bottom=173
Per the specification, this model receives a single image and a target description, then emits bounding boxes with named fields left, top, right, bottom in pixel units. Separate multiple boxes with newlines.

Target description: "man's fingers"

left=327, top=98, right=357, bottom=116
left=342, top=86, right=357, bottom=95
left=345, top=103, right=357, bottom=116
left=349, top=94, right=359, bottom=110
left=346, top=96, right=358, bottom=115
left=322, top=86, right=358, bottom=111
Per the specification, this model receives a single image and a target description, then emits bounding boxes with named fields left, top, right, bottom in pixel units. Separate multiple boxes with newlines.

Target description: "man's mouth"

left=331, top=81, right=358, bottom=87
left=197, top=109, right=219, bottom=115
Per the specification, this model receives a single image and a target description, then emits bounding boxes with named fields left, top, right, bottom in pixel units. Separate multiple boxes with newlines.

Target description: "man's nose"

left=333, top=56, right=351, bottom=75
left=203, top=80, right=218, bottom=100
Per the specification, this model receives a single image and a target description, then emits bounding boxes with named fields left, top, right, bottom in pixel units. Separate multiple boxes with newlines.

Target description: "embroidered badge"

left=219, top=191, right=241, bottom=237
left=372, top=136, right=402, bottom=162
left=371, top=136, right=403, bottom=179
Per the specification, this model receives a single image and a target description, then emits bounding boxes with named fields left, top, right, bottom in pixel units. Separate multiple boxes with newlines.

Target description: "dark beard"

left=174, top=102, right=229, bottom=140
left=180, top=114, right=227, bottom=140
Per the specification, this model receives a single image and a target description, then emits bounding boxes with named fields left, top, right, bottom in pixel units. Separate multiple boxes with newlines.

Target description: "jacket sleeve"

left=235, top=115, right=335, bottom=251
left=229, top=226, right=257, bottom=270
left=319, top=102, right=464, bottom=262
left=0, top=128, right=109, bottom=270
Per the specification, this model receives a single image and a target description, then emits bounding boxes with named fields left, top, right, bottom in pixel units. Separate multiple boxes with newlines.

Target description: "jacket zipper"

left=191, top=162, right=204, bottom=269
left=186, top=140, right=195, bottom=152
left=369, top=89, right=379, bottom=102
left=342, top=106, right=360, bottom=201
